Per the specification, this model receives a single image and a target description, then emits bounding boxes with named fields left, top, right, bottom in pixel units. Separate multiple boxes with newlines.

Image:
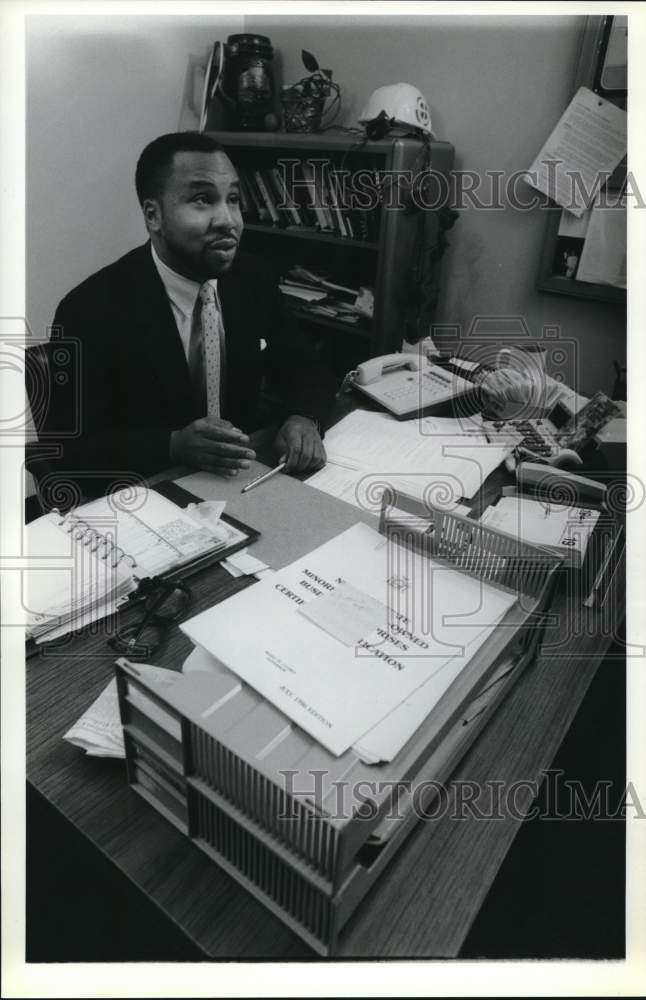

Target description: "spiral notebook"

left=24, top=483, right=258, bottom=642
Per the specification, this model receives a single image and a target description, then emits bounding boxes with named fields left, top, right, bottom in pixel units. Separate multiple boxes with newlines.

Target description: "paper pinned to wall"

left=526, top=87, right=626, bottom=216
left=576, top=194, right=626, bottom=287
left=558, top=208, right=591, bottom=240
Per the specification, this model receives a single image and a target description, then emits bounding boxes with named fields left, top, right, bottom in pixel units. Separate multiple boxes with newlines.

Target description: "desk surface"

left=26, top=448, right=626, bottom=959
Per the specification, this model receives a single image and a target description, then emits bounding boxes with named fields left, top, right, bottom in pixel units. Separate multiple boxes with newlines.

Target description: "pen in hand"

left=241, top=462, right=287, bottom=494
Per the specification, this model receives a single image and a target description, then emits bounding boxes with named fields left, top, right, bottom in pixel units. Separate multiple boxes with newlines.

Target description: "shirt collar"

left=150, top=243, right=218, bottom=318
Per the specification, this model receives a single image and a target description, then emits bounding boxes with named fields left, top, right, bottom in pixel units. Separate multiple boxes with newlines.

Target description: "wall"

left=248, top=14, right=626, bottom=396
left=26, top=13, right=242, bottom=344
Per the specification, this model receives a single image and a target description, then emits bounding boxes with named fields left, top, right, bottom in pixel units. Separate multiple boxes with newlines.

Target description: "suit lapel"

left=219, top=267, right=251, bottom=402
left=219, top=267, right=245, bottom=365
left=131, top=243, right=193, bottom=413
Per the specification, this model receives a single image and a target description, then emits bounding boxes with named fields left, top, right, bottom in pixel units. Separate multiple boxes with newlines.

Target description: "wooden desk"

left=26, top=461, right=625, bottom=959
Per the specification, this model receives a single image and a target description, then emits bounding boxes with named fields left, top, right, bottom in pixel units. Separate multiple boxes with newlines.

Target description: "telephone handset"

left=516, top=462, right=607, bottom=505
left=349, top=353, right=473, bottom=419
left=354, top=353, right=420, bottom=385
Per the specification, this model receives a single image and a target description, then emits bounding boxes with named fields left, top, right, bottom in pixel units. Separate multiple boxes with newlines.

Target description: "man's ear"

left=142, top=198, right=162, bottom=233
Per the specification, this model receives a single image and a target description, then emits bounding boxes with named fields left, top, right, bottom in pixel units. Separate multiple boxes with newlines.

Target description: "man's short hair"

left=135, top=131, right=224, bottom=205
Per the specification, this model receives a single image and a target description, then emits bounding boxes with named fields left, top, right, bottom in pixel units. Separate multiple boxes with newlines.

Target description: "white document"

left=181, top=523, right=516, bottom=756
left=526, top=87, right=627, bottom=216
left=64, top=664, right=181, bottom=758
left=64, top=678, right=126, bottom=757
left=221, top=558, right=245, bottom=578
left=480, top=497, right=599, bottom=565
left=186, top=499, right=226, bottom=530
left=305, top=409, right=510, bottom=508
left=558, top=208, right=591, bottom=240
left=304, top=462, right=365, bottom=509
left=576, top=194, right=626, bottom=287
left=353, top=603, right=511, bottom=763
left=224, top=547, right=270, bottom=576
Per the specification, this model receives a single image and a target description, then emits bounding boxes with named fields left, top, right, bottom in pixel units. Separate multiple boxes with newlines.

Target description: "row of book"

left=237, top=164, right=381, bottom=243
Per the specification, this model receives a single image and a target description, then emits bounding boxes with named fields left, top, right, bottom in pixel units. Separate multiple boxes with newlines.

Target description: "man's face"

left=146, top=150, right=244, bottom=280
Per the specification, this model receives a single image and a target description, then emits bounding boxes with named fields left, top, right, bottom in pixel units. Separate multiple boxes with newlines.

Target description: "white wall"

left=26, top=13, right=242, bottom=342
left=248, top=13, right=627, bottom=396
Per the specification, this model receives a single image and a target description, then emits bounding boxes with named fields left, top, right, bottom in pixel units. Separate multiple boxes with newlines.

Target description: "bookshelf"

left=210, top=131, right=455, bottom=375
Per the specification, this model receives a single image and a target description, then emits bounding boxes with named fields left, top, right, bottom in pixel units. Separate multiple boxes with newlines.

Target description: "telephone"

left=349, top=353, right=473, bottom=419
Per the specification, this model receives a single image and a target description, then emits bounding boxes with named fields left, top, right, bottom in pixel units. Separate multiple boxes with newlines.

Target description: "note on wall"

left=526, top=87, right=627, bottom=216
left=576, top=194, right=626, bottom=288
left=558, top=208, right=590, bottom=240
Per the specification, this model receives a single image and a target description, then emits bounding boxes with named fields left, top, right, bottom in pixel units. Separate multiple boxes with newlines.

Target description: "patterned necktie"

left=192, top=281, right=224, bottom=419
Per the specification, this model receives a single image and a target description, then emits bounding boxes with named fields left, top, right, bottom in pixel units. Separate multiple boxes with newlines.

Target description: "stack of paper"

left=25, top=513, right=137, bottom=642
left=181, top=521, right=517, bottom=759
left=480, top=496, right=599, bottom=567
left=306, top=410, right=511, bottom=511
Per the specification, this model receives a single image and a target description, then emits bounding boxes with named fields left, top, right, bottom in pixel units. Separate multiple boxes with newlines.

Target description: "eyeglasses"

left=108, top=576, right=192, bottom=660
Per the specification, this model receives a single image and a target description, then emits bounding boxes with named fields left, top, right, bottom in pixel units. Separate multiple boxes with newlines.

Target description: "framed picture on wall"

left=536, top=15, right=627, bottom=304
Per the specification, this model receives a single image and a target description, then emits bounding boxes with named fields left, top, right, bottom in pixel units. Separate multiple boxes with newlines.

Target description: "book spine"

left=325, top=170, right=348, bottom=238
left=314, top=169, right=335, bottom=232
left=254, top=170, right=280, bottom=226
left=262, top=168, right=293, bottom=228
left=301, top=162, right=330, bottom=231
left=288, top=163, right=317, bottom=228
left=244, top=170, right=270, bottom=223
left=270, top=166, right=302, bottom=226
left=237, top=173, right=251, bottom=218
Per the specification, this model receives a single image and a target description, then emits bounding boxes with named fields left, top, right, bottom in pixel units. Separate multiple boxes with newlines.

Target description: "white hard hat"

left=358, top=83, right=432, bottom=136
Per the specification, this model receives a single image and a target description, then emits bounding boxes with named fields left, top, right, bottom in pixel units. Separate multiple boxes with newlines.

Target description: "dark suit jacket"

left=36, top=242, right=335, bottom=497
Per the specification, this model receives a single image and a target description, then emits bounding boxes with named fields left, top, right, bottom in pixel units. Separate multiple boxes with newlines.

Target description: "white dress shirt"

left=150, top=243, right=224, bottom=363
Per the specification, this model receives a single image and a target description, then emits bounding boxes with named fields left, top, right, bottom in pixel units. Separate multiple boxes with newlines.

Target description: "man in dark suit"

left=40, top=131, right=334, bottom=499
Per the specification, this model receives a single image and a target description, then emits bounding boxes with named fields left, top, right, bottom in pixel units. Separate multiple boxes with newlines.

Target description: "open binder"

left=25, top=482, right=258, bottom=642
left=115, top=493, right=561, bottom=955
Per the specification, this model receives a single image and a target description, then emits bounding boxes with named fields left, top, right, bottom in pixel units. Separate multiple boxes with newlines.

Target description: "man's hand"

left=170, top=417, right=256, bottom=476
left=274, top=415, right=326, bottom=473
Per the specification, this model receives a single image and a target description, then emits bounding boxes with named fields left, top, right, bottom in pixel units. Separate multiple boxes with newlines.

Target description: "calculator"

left=483, top=393, right=620, bottom=463
left=482, top=401, right=576, bottom=460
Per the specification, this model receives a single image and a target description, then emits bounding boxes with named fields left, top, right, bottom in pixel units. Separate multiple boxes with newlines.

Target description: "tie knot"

left=199, top=281, right=217, bottom=306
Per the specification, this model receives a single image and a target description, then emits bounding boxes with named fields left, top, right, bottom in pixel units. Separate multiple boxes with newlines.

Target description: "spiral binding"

left=55, top=509, right=137, bottom=570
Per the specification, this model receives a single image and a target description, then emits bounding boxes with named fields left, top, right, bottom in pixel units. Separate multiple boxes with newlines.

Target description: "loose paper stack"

left=306, top=409, right=511, bottom=511
left=480, top=496, right=599, bottom=568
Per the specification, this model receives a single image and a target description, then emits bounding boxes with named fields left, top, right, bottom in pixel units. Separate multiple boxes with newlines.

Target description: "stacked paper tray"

left=115, top=496, right=561, bottom=956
